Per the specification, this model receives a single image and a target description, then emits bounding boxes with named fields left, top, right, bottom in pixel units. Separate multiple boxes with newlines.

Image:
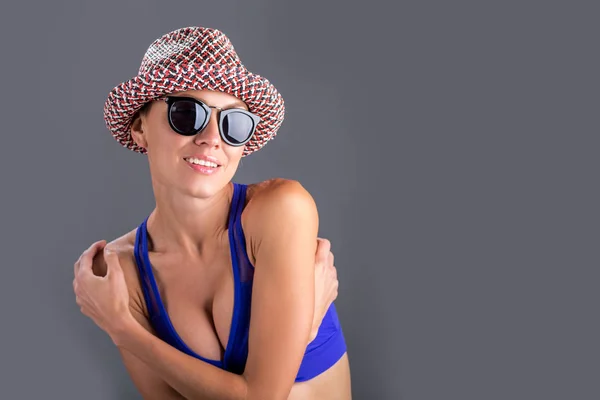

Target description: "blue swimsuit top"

left=133, top=182, right=347, bottom=382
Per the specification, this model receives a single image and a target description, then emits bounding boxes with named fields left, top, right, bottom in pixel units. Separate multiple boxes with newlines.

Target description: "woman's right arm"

left=117, top=308, right=187, bottom=400
left=84, top=240, right=186, bottom=400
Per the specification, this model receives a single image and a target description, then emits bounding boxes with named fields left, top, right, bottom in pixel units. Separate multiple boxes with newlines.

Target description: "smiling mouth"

left=183, top=157, right=221, bottom=168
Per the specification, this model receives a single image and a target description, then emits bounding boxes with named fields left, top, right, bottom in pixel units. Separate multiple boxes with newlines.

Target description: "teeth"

left=186, top=157, right=218, bottom=168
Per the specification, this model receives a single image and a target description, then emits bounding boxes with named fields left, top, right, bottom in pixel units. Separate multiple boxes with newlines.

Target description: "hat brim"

left=103, top=63, right=285, bottom=157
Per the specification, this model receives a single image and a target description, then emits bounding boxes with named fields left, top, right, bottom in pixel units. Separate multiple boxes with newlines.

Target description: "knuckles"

left=318, top=238, right=331, bottom=247
left=318, top=238, right=331, bottom=254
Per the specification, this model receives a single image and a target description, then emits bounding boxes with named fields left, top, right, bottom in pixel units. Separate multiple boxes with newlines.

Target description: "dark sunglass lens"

left=169, top=100, right=207, bottom=134
left=223, top=112, right=254, bottom=144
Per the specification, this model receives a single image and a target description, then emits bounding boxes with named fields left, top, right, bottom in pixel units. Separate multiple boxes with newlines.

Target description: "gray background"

left=0, top=0, right=597, bottom=399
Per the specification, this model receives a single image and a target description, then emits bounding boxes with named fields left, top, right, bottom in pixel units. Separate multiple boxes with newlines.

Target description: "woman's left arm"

left=88, top=181, right=318, bottom=400
left=242, top=179, right=318, bottom=399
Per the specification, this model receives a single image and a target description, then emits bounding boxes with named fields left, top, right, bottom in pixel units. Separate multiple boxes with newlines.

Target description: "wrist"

left=109, top=312, right=140, bottom=348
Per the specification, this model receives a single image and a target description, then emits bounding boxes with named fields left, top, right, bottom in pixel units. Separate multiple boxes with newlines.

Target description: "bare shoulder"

left=91, top=229, right=136, bottom=279
left=245, top=178, right=316, bottom=210
left=94, top=230, right=183, bottom=398
left=242, top=178, right=319, bottom=262
left=91, top=229, right=147, bottom=317
left=244, top=178, right=318, bottom=225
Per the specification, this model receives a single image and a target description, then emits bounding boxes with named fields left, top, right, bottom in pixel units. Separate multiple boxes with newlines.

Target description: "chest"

left=144, top=234, right=237, bottom=362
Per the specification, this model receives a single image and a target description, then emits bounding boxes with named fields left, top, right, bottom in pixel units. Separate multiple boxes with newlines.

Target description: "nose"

left=193, top=110, right=221, bottom=148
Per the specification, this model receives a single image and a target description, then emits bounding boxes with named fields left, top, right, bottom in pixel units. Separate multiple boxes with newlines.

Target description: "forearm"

left=113, top=317, right=248, bottom=400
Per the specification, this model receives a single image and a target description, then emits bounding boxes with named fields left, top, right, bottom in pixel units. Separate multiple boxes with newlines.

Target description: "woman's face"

left=130, top=89, right=247, bottom=199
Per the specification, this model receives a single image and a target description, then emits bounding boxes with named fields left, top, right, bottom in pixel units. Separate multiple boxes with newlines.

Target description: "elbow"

left=242, top=380, right=291, bottom=400
left=245, top=394, right=288, bottom=400
left=245, top=388, right=292, bottom=400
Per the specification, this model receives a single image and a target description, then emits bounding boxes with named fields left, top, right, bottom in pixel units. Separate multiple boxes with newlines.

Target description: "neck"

left=146, top=181, right=234, bottom=257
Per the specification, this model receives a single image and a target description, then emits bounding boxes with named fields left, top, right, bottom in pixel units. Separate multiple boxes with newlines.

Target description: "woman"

left=72, top=27, right=352, bottom=399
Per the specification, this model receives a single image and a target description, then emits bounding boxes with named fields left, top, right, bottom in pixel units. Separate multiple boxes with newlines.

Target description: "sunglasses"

left=160, top=96, right=260, bottom=147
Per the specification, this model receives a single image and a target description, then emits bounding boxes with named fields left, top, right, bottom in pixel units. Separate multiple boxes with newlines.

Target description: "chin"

left=182, top=177, right=229, bottom=199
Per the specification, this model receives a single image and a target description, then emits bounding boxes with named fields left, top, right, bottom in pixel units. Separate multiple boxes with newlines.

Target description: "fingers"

left=104, top=248, right=122, bottom=279
left=317, top=237, right=339, bottom=303
left=74, top=240, right=107, bottom=275
left=73, top=259, right=80, bottom=276
left=318, top=238, right=335, bottom=274
left=316, top=237, right=331, bottom=261
left=86, top=240, right=107, bottom=255
left=330, top=263, right=339, bottom=297
left=73, top=278, right=84, bottom=310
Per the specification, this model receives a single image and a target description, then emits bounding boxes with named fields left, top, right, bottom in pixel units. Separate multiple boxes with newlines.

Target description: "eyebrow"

left=170, top=95, right=247, bottom=110
left=222, top=100, right=247, bottom=110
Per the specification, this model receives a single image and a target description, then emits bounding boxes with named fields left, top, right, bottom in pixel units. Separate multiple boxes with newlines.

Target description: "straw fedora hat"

left=103, top=26, right=285, bottom=156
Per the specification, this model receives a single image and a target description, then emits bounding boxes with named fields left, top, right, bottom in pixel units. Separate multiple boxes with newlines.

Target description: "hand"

left=73, top=240, right=133, bottom=342
left=309, top=237, right=339, bottom=343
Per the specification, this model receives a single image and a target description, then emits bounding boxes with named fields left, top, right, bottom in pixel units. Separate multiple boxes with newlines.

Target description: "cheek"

left=145, top=129, right=186, bottom=173
left=145, top=110, right=179, bottom=148
left=147, top=127, right=183, bottom=153
left=223, top=147, right=244, bottom=169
